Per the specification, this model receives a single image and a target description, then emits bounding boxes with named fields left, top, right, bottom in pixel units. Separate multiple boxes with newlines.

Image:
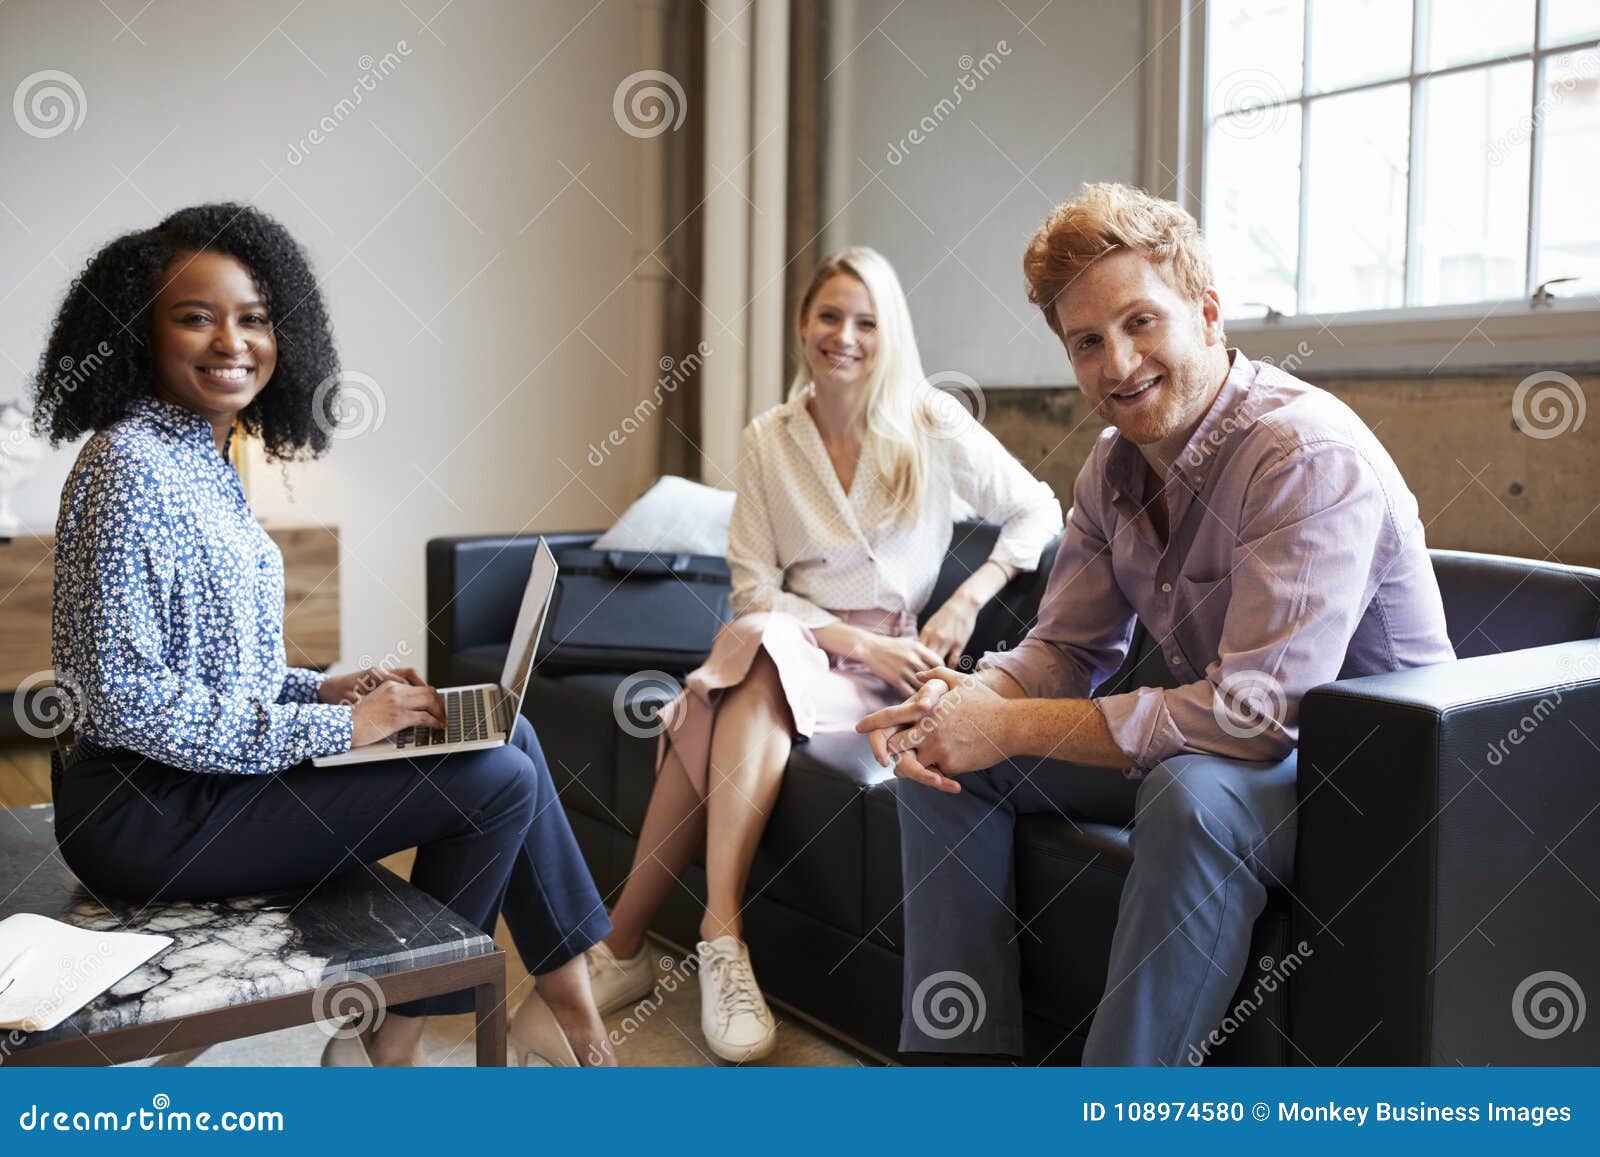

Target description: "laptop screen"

left=499, top=538, right=559, bottom=709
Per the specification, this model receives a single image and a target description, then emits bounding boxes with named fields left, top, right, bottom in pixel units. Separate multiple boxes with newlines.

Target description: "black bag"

left=536, top=547, right=733, bottom=674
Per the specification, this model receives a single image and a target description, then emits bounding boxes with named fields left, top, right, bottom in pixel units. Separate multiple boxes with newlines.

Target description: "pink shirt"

left=982, top=350, right=1455, bottom=768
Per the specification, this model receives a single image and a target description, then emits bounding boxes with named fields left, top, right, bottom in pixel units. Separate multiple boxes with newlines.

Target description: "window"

left=1203, top=0, right=1600, bottom=322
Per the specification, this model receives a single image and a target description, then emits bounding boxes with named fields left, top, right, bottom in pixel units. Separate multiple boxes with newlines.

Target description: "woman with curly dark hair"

left=37, top=203, right=614, bottom=1067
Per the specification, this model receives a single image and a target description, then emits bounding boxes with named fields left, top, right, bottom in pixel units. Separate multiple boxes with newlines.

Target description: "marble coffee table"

left=0, top=804, right=507, bottom=1066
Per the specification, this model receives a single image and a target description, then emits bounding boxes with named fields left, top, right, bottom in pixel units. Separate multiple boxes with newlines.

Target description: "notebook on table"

left=0, top=912, right=172, bottom=1033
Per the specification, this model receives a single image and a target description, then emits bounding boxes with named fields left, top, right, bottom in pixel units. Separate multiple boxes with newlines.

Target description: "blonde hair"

left=1023, top=182, right=1214, bottom=337
left=789, top=247, right=933, bottom=522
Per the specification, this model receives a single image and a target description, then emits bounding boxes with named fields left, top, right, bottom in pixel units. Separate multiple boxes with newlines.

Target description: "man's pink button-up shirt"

left=982, top=350, right=1456, bottom=767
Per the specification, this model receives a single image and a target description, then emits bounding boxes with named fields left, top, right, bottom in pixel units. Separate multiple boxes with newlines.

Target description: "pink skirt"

left=657, top=608, right=916, bottom=796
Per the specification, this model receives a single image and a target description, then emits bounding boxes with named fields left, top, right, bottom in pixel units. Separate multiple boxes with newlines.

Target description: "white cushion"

left=592, top=475, right=737, bottom=558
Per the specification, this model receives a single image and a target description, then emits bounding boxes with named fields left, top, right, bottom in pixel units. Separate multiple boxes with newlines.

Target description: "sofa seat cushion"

left=1014, top=814, right=1293, bottom=1063
left=1014, top=816, right=1136, bottom=1031
left=863, top=780, right=906, bottom=952
left=863, top=755, right=1142, bottom=954
left=742, top=729, right=894, bottom=937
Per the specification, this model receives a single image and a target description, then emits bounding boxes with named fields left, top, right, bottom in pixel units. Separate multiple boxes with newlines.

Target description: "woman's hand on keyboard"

left=319, top=666, right=426, bottom=705
left=351, top=681, right=449, bottom=747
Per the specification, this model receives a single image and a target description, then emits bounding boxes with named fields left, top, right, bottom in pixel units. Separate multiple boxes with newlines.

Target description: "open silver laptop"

left=314, top=538, right=558, bottom=767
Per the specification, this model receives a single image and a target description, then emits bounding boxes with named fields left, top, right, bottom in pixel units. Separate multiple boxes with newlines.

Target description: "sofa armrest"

left=1291, top=638, right=1600, bottom=1065
left=425, top=531, right=602, bottom=684
left=926, top=522, right=1063, bottom=661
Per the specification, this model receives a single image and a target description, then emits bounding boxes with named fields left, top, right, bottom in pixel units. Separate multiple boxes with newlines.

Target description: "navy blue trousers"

left=53, top=716, right=609, bottom=1016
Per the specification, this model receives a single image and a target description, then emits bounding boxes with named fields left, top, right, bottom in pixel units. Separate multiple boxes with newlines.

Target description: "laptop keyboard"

left=394, top=688, right=493, bottom=749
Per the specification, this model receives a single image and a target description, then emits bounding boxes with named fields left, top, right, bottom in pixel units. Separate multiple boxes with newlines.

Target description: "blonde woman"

left=588, top=248, right=1063, bottom=1061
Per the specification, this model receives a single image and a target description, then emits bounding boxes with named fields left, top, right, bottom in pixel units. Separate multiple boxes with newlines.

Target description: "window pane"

left=1308, top=0, right=1412, bottom=92
left=1419, top=0, right=1533, bottom=70
left=1544, top=0, right=1600, bottom=48
left=1537, top=50, right=1600, bottom=294
left=1207, top=106, right=1302, bottom=318
left=1208, top=0, right=1304, bottom=113
left=1304, top=85, right=1410, bottom=312
left=1414, top=62, right=1531, bottom=304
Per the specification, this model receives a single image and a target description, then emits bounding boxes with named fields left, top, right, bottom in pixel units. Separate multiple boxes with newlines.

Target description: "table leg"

left=474, top=969, right=507, bottom=1067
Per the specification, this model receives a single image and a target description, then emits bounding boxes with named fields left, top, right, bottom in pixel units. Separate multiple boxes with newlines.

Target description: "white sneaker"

left=696, top=936, right=776, bottom=1063
left=586, top=940, right=659, bottom=1016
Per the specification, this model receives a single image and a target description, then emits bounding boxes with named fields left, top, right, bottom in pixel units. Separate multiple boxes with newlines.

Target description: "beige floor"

left=2, top=743, right=872, bottom=1068
left=126, top=939, right=871, bottom=1067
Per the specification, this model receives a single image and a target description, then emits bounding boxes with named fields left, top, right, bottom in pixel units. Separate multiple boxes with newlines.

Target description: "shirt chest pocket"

left=1171, top=571, right=1233, bottom=658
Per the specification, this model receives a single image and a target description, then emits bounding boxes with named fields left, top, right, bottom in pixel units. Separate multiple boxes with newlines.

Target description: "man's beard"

left=1100, top=348, right=1212, bottom=447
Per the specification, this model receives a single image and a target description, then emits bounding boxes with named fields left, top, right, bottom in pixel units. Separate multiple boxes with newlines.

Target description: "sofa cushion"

left=1014, top=817, right=1135, bottom=1031
left=1013, top=814, right=1292, bottom=1063
left=863, top=780, right=906, bottom=952
left=743, top=729, right=893, bottom=937
left=863, top=754, right=1141, bottom=955
left=591, top=475, right=737, bottom=557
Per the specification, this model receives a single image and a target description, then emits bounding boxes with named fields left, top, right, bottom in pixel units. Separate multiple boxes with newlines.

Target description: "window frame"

left=1170, top=0, right=1600, bottom=375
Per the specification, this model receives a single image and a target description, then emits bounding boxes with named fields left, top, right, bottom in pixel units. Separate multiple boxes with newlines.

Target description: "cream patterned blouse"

left=728, top=388, right=1064, bottom=628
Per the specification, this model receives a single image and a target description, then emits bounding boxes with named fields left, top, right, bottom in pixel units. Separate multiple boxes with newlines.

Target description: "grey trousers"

left=896, top=750, right=1298, bottom=1064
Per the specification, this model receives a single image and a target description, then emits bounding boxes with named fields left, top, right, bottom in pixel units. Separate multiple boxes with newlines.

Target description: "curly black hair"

left=30, top=202, right=340, bottom=460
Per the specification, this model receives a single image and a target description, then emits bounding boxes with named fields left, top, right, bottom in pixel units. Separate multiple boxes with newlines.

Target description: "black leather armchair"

left=427, top=529, right=1600, bottom=1064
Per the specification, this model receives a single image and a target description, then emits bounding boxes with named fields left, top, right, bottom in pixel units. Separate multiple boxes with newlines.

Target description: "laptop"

left=313, top=538, right=558, bottom=767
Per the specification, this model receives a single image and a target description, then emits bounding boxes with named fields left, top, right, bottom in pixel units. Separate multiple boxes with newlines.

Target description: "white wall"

left=1, top=0, right=661, bottom=675
left=822, top=0, right=1146, bottom=386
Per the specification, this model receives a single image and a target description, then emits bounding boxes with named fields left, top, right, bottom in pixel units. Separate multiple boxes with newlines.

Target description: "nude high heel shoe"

left=508, top=990, right=580, bottom=1067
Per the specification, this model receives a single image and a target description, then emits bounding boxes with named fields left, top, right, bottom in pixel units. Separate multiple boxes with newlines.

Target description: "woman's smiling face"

left=150, top=249, right=277, bottom=433
left=800, top=273, right=878, bottom=391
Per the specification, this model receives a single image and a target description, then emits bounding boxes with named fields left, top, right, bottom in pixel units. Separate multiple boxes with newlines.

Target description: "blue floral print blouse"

left=53, top=395, right=354, bottom=773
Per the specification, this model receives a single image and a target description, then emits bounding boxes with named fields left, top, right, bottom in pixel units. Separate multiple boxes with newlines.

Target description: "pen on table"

left=0, top=946, right=34, bottom=998
left=0, top=947, right=33, bottom=998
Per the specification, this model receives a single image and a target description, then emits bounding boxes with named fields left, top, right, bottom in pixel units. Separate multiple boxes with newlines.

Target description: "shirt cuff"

left=977, top=642, right=1089, bottom=700
left=977, top=649, right=1039, bottom=697
left=279, top=666, right=328, bottom=705
left=1093, top=686, right=1187, bottom=770
left=292, top=702, right=354, bottom=763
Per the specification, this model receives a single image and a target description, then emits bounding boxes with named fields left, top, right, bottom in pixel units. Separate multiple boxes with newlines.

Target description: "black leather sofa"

left=428, top=524, right=1600, bottom=1064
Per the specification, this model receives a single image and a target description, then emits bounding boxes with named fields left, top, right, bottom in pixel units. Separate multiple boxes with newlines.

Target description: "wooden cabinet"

left=268, top=524, right=342, bottom=670
left=0, top=523, right=339, bottom=689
